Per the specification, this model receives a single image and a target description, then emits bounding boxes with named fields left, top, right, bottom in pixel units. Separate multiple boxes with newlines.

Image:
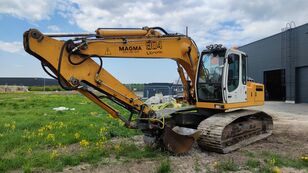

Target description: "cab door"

left=224, top=52, right=247, bottom=103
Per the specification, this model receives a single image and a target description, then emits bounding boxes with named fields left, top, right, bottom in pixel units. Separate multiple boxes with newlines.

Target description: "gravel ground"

left=59, top=102, right=308, bottom=173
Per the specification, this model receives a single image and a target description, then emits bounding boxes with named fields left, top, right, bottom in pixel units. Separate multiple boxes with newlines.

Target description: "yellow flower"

left=108, top=114, right=114, bottom=119
left=10, top=124, right=16, bottom=130
left=46, top=133, right=55, bottom=141
left=90, top=112, right=98, bottom=116
left=95, top=141, right=105, bottom=148
left=50, top=150, right=59, bottom=159
left=58, top=122, right=64, bottom=128
left=74, top=132, right=80, bottom=139
left=38, top=132, right=43, bottom=136
left=27, top=148, right=32, bottom=154
left=100, top=127, right=108, bottom=134
left=301, top=156, right=308, bottom=161
left=80, top=139, right=90, bottom=147
left=46, top=124, right=53, bottom=130
left=273, top=166, right=281, bottom=173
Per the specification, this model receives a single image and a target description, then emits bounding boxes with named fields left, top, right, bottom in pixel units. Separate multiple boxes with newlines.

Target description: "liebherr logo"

left=119, top=46, right=142, bottom=52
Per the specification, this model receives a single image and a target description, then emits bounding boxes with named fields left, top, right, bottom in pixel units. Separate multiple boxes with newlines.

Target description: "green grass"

left=241, top=150, right=308, bottom=173
left=216, top=158, right=240, bottom=172
left=0, top=92, right=159, bottom=172
left=261, top=151, right=308, bottom=170
left=246, top=159, right=260, bottom=169
left=28, top=85, right=64, bottom=91
left=156, top=159, right=172, bottom=173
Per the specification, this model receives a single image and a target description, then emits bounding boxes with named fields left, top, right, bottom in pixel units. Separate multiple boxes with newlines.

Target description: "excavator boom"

left=23, top=27, right=200, bottom=153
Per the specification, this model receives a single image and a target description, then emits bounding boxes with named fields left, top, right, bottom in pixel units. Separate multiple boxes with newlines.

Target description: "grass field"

left=0, top=92, right=164, bottom=172
left=1, top=92, right=308, bottom=173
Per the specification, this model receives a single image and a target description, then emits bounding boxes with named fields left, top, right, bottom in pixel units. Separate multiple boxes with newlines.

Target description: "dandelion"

left=46, top=133, right=55, bottom=141
left=74, top=132, right=80, bottom=139
left=301, top=156, right=308, bottom=161
left=90, top=112, right=98, bottom=116
left=273, top=166, right=281, bottom=173
left=100, top=127, right=108, bottom=135
left=27, top=148, right=32, bottom=154
left=80, top=139, right=90, bottom=147
left=58, top=122, right=64, bottom=128
left=50, top=150, right=59, bottom=159
left=46, top=124, right=53, bottom=130
left=38, top=132, right=44, bottom=136
left=3, top=121, right=16, bottom=130
left=10, top=124, right=16, bottom=130
left=96, top=141, right=105, bottom=148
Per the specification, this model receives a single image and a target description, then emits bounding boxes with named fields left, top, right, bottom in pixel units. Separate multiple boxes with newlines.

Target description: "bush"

left=28, top=85, right=64, bottom=91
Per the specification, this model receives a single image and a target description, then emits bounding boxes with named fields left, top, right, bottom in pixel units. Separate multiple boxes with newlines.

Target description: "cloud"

left=1, top=0, right=308, bottom=47
left=0, top=0, right=56, bottom=21
left=0, top=41, right=23, bottom=53
left=58, top=0, right=308, bottom=47
left=47, top=25, right=60, bottom=32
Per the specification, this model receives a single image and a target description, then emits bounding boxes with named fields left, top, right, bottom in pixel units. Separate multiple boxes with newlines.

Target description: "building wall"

left=240, top=23, right=308, bottom=103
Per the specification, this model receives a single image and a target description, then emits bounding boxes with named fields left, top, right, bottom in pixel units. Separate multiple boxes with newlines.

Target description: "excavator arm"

left=23, top=27, right=200, bottom=153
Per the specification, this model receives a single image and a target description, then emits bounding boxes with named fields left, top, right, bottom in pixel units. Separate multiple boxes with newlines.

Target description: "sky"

left=0, top=0, right=308, bottom=83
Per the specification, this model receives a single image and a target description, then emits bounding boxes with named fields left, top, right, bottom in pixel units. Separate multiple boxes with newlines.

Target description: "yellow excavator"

left=23, top=27, right=273, bottom=154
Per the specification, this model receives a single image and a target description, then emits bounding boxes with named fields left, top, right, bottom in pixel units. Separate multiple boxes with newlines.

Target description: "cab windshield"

left=197, top=52, right=225, bottom=102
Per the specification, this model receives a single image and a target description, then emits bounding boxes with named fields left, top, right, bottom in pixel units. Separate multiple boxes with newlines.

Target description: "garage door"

left=296, top=66, right=308, bottom=103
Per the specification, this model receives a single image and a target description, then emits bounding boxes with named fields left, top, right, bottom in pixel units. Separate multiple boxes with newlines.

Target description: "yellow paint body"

left=196, top=81, right=264, bottom=109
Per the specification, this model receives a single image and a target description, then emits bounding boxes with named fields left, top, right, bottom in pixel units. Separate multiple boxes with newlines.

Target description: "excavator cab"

left=197, top=44, right=248, bottom=105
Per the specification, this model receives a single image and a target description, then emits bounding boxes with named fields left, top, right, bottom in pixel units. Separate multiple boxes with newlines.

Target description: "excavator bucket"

left=162, top=126, right=201, bottom=154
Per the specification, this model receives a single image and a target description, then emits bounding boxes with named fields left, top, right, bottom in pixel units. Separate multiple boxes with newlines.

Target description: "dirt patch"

left=58, top=109, right=308, bottom=173
left=0, top=85, right=28, bottom=93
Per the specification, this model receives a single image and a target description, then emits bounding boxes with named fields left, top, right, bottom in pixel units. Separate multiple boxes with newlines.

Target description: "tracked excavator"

left=23, top=27, right=273, bottom=154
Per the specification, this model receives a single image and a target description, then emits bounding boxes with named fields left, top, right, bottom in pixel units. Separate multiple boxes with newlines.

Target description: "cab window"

left=242, top=54, right=247, bottom=85
left=227, top=54, right=240, bottom=92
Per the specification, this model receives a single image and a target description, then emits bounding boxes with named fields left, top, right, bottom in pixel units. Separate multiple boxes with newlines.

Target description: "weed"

left=246, top=159, right=260, bottom=169
left=22, top=163, right=32, bottom=173
left=194, top=157, right=201, bottom=173
left=215, top=159, right=239, bottom=172
left=156, top=159, right=172, bottom=173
